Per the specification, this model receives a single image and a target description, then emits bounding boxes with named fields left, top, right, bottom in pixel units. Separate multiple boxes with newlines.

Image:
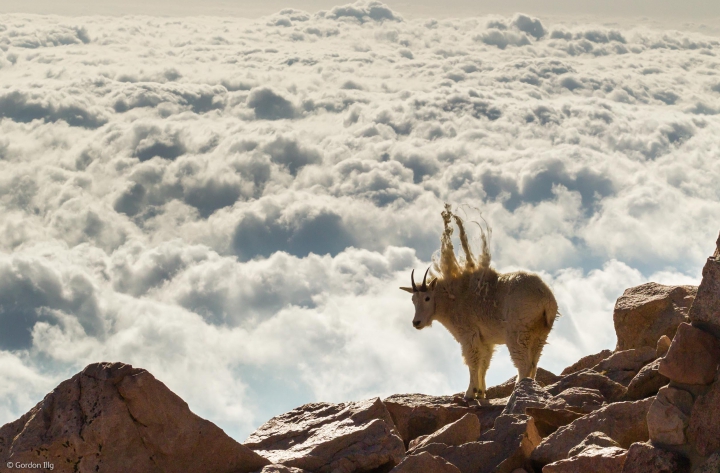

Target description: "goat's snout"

left=413, top=320, right=421, bottom=327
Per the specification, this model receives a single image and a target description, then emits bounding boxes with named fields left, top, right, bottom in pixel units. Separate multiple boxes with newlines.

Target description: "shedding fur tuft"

left=432, top=204, right=494, bottom=302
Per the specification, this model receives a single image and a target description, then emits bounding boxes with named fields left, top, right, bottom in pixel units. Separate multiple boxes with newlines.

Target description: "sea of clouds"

left=1, top=1, right=719, bottom=441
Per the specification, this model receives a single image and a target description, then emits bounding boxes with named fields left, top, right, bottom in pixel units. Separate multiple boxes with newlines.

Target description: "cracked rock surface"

left=244, top=397, right=405, bottom=473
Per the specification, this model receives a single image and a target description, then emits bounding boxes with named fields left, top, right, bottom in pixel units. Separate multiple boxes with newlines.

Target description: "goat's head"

left=400, top=268, right=438, bottom=330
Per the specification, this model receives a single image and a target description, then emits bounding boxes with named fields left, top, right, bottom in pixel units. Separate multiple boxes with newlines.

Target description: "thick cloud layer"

left=0, top=3, right=718, bottom=440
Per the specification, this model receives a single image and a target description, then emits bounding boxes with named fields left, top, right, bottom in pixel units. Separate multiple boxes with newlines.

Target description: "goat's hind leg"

left=507, top=330, right=535, bottom=382
left=463, top=343, right=481, bottom=399
left=475, top=342, right=495, bottom=399
left=528, top=329, right=551, bottom=379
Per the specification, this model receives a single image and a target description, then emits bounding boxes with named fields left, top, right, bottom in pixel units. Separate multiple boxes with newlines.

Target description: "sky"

left=0, top=0, right=719, bottom=442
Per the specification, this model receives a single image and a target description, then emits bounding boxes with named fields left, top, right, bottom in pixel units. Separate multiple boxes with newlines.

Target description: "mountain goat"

left=400, top=205, right=558, bottom=399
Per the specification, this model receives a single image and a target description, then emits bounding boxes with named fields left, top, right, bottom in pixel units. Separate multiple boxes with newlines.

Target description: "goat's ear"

left=399, top=286, right=414, bottom=293
left=429, top=278, right=438, bottom=290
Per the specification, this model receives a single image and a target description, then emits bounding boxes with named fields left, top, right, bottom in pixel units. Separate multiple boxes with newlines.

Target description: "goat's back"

left=496, top=271, right=558, bottom=328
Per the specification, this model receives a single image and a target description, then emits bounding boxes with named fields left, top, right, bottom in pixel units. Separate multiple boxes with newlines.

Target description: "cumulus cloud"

left=0, top=2, right=719, bottom=441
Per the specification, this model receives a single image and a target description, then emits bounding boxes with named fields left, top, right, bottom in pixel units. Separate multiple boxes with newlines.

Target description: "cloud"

left=512, top=14, right=546, bottom=40
left=247, top=87, right=297, bottom=120
left=0, top=90, right=107, bottom=128
left=232, top=204, right=357, bottom=261
left=323, top=1, right=401, bottom=23
left=0, top=3, right=719, bottom=442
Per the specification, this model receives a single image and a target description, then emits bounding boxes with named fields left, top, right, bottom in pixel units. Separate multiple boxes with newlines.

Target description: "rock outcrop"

left=0, top=362, right=269, bottom=473
left=613, top=282, right=696, bottom=351
left=382, top=393, right=503, bottom=446
left=625, top=359, right=668, bottom=401
left=620, top=442, right=689, bottom=473
left=647, top=386, right=693, bottom=446
left=542, top=445, right=628, bottom=473
left=545, top=369, right=627, bottom=402
left=561, top=349, right=613, bottom=376
left=389, top=451, right=460, bottom=473
left=244, top=398, right=404, bottom=473
left=412, top=414, right=541, bottom=473
left=407, top=413, right=480, bottom=453
left=530, top=397, right=653, bottom=465
left=486, top=368, right=560, bottom=399
left=688, top=253, right=720, bottom=338
left=658, top=322, right=720, bottom=385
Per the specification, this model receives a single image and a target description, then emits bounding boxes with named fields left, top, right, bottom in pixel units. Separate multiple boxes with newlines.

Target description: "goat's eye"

left=425, top=296, right=430, bottom=302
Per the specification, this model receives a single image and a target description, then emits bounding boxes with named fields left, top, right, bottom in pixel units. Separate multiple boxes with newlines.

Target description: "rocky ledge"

left=2, top=237, right=720, bottom=473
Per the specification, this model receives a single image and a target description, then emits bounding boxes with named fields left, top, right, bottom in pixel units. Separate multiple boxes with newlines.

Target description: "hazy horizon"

left=1, top=0, right=720, bottom=23
left=0, top=0, right=719, bottom=442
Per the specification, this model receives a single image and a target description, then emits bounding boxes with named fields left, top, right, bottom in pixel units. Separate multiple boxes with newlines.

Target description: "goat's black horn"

left=411, top=269, right=418, bottom=292
left=421, top=268, right=430, bottom=291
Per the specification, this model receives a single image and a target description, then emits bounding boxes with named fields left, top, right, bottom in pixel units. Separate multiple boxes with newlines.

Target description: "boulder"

left=688, top=377, right=720, bottom=456
left=591, top=347, right=657, bottom=386
left=487, top=368, right=561, bottom=399
left=408, top=413, right=480, bottom=452
left=647, top=386, right=693, bottom=445
left=414, top=415, right=541, bottom=473
left=487, top=377, right=517, bottom=400
left=0, top=362, right=269, bottom=473
left=550, top=387, right=606, bottom=414
left=541, top=445, right=628, bottom=473
left=390, top=452, right=460, bottom=473
left=658, top=322, right=720, bottom=385
left=524, top=408, right=583, bottom=438
left=625, top=359, right=668, bottom=401
left=383, top=393, right=503, bottom=446
left=689, top=256, right=720, bottom=339
left=620, top=442, right=688, bottom=473
left=613, top=283, right=697, bottom=351
left=561, top=350, right=613, bottom=376
left=244, top=398, right=404, bottom=473
left=695, top=451, right=720, bottom=473
left=656, top=335, right=672, bottom=358
left=546, top=370, right=627, bottom=402
left=530, top=397, right=653, bottom=466
left=567, top=432, right=620, bottom=457
left=502, top=378, right=554, bottom=415
left=500, top=379, right=587, bottom=437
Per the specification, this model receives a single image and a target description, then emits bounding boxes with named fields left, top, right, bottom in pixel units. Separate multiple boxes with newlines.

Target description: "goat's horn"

left=411, top=269, right=418, bottom=292
left=421, top=268, right=430, bottom=291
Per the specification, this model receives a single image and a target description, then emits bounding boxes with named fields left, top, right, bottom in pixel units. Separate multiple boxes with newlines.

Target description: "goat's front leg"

left=464, top=361, right=480, bottom=399
left=462, top=336, right=495, bottom=399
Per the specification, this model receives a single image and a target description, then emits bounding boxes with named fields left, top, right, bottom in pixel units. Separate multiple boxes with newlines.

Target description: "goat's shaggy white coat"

left=401, top=205, right=558, bottom=399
